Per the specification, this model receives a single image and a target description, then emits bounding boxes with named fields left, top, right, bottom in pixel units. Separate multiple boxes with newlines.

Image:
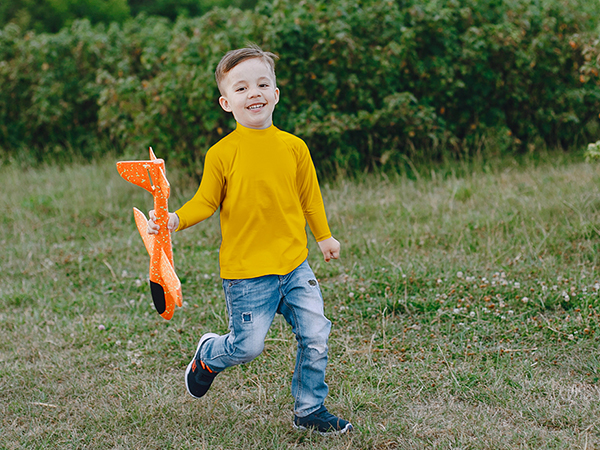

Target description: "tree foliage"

left=0, top=0, right=130, bottom=34
left=0, top=0, right=259, bottom=34
left=1, top=0, right=599, bottom=173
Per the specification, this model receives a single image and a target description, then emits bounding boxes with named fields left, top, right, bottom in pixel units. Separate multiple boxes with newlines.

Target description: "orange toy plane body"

left=116, top=148, right=182, bottom=320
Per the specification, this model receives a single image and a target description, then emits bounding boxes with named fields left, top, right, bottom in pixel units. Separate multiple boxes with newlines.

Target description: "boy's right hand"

left=148, top=210, right=180, bottom=235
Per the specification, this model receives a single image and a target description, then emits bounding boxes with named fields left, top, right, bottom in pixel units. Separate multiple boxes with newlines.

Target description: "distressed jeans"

left=198, top=259, right=332, bottom=417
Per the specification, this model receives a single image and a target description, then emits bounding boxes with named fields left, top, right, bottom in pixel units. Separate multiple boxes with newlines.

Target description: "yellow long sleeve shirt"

left=175, top=123, right=332, bottom=279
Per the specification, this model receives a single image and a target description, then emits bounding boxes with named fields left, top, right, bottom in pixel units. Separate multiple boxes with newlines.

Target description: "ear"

left=219, top=96, right=232, bottom=112
left=274, top=87, right=280, bottom=106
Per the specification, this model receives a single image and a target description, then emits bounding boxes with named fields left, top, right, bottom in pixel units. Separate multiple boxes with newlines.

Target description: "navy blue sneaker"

left=294, top=405, right=353, bottom=435
left=185, top=333, right=219, bottom=399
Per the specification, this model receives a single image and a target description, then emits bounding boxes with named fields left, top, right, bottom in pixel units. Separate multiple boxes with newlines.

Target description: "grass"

left=1, top=154, right=600, bottom=449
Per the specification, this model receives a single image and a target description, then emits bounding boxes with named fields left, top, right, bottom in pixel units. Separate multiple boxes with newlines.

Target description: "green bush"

left=96, top=11, right=259, bottom=172
left=1, top=0, right=599, bottom=174
left=0, top=0, right=130, bottom=34
left=0, top=20, right=112, bottom=159
left=0, top=0, right=259, bottom=34
left=127, top=0, right=259, bottom=22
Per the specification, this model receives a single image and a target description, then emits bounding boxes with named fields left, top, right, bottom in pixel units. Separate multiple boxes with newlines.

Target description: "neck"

left=235, top=122, right=276, bottom=134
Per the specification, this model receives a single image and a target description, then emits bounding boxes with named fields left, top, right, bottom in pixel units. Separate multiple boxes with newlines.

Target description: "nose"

left=247, top=86, right=262, bottom=98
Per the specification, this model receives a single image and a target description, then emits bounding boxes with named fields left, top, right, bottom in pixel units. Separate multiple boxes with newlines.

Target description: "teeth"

left=248, top=104, right=263, bottom=110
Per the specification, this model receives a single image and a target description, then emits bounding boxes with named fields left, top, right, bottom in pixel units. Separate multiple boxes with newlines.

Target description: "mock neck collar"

left=234, top=122, right=277, bottom=137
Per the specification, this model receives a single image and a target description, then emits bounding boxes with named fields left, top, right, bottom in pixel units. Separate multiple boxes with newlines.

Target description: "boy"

left=148, top=45, right=352, bottom=435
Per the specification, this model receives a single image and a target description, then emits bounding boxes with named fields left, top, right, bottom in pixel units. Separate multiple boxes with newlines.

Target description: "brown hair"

left=215, top=44, right=279, bottom=95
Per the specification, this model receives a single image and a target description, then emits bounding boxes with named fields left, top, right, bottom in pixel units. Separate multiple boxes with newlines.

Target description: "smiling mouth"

left=247, top=104, right=265, bottom=110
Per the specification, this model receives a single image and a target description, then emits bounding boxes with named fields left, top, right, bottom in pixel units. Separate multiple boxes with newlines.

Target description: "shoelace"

left=193, top=360, right=218, bottom=382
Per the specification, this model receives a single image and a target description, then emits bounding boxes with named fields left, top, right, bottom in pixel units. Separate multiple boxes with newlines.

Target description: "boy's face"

left=218, top=58, right=280, bottom=130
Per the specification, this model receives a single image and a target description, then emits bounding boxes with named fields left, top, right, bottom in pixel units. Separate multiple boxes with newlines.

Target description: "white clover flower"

left=470, top=311, right=476, bottom=317
left=457, top=271, right=464, bottom=278
left=514, top=282, right=520, bottom=289
left=522, top=297, right=529, bottom=303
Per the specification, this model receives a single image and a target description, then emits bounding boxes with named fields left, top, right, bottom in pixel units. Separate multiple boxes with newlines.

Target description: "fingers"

left=323, top=249, right=339, bottom=262
left=147, top=220, right=159, bottom=235
left=167, top=213, right=180, bottom=231
left=147, top=211, right=178, bottom=235
left=147, top=210, right=159, bottom=235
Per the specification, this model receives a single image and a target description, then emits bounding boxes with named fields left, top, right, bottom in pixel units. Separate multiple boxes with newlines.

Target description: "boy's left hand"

left=317, top=236, right=340, bottom=262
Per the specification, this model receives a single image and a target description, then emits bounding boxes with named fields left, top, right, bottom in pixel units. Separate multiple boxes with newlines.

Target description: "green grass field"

left=1, top=155, right=600, bottom=449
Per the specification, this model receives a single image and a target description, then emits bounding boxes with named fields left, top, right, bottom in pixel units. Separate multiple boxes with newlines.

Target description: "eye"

left=259, top=83, right=269, bottom=88
left=236, top=86, right=246, bottom=92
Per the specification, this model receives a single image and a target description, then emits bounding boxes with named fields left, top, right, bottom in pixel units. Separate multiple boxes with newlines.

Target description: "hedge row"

left=1, top=0, right=259, bottom=34
left=1, top=0, right=600, bottom=173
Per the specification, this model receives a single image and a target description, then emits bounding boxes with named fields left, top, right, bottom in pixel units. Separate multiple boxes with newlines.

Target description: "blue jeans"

left=198, top=259, right=332, bottom=417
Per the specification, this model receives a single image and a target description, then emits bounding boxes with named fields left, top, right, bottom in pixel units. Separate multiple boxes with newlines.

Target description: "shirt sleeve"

left=174, top=148, right=225, bottom=231
left=295, top=140, right=332, bottom=242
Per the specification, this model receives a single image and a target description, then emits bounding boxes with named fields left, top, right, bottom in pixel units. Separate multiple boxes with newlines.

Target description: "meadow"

left=1, top=153, right=600, bottom=449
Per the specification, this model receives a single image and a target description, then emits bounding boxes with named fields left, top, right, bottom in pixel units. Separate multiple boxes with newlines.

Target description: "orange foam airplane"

left=116, top=148, right=182, bottom=320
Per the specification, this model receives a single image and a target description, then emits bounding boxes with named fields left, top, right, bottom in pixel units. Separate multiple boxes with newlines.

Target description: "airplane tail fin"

left=149, top=249, right=182, bottom=320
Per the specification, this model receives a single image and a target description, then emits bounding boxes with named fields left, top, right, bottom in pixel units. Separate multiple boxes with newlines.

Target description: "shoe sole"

left=293, top=422, right=353, bottom=436
left=185, top=332, right=219, bottom=399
